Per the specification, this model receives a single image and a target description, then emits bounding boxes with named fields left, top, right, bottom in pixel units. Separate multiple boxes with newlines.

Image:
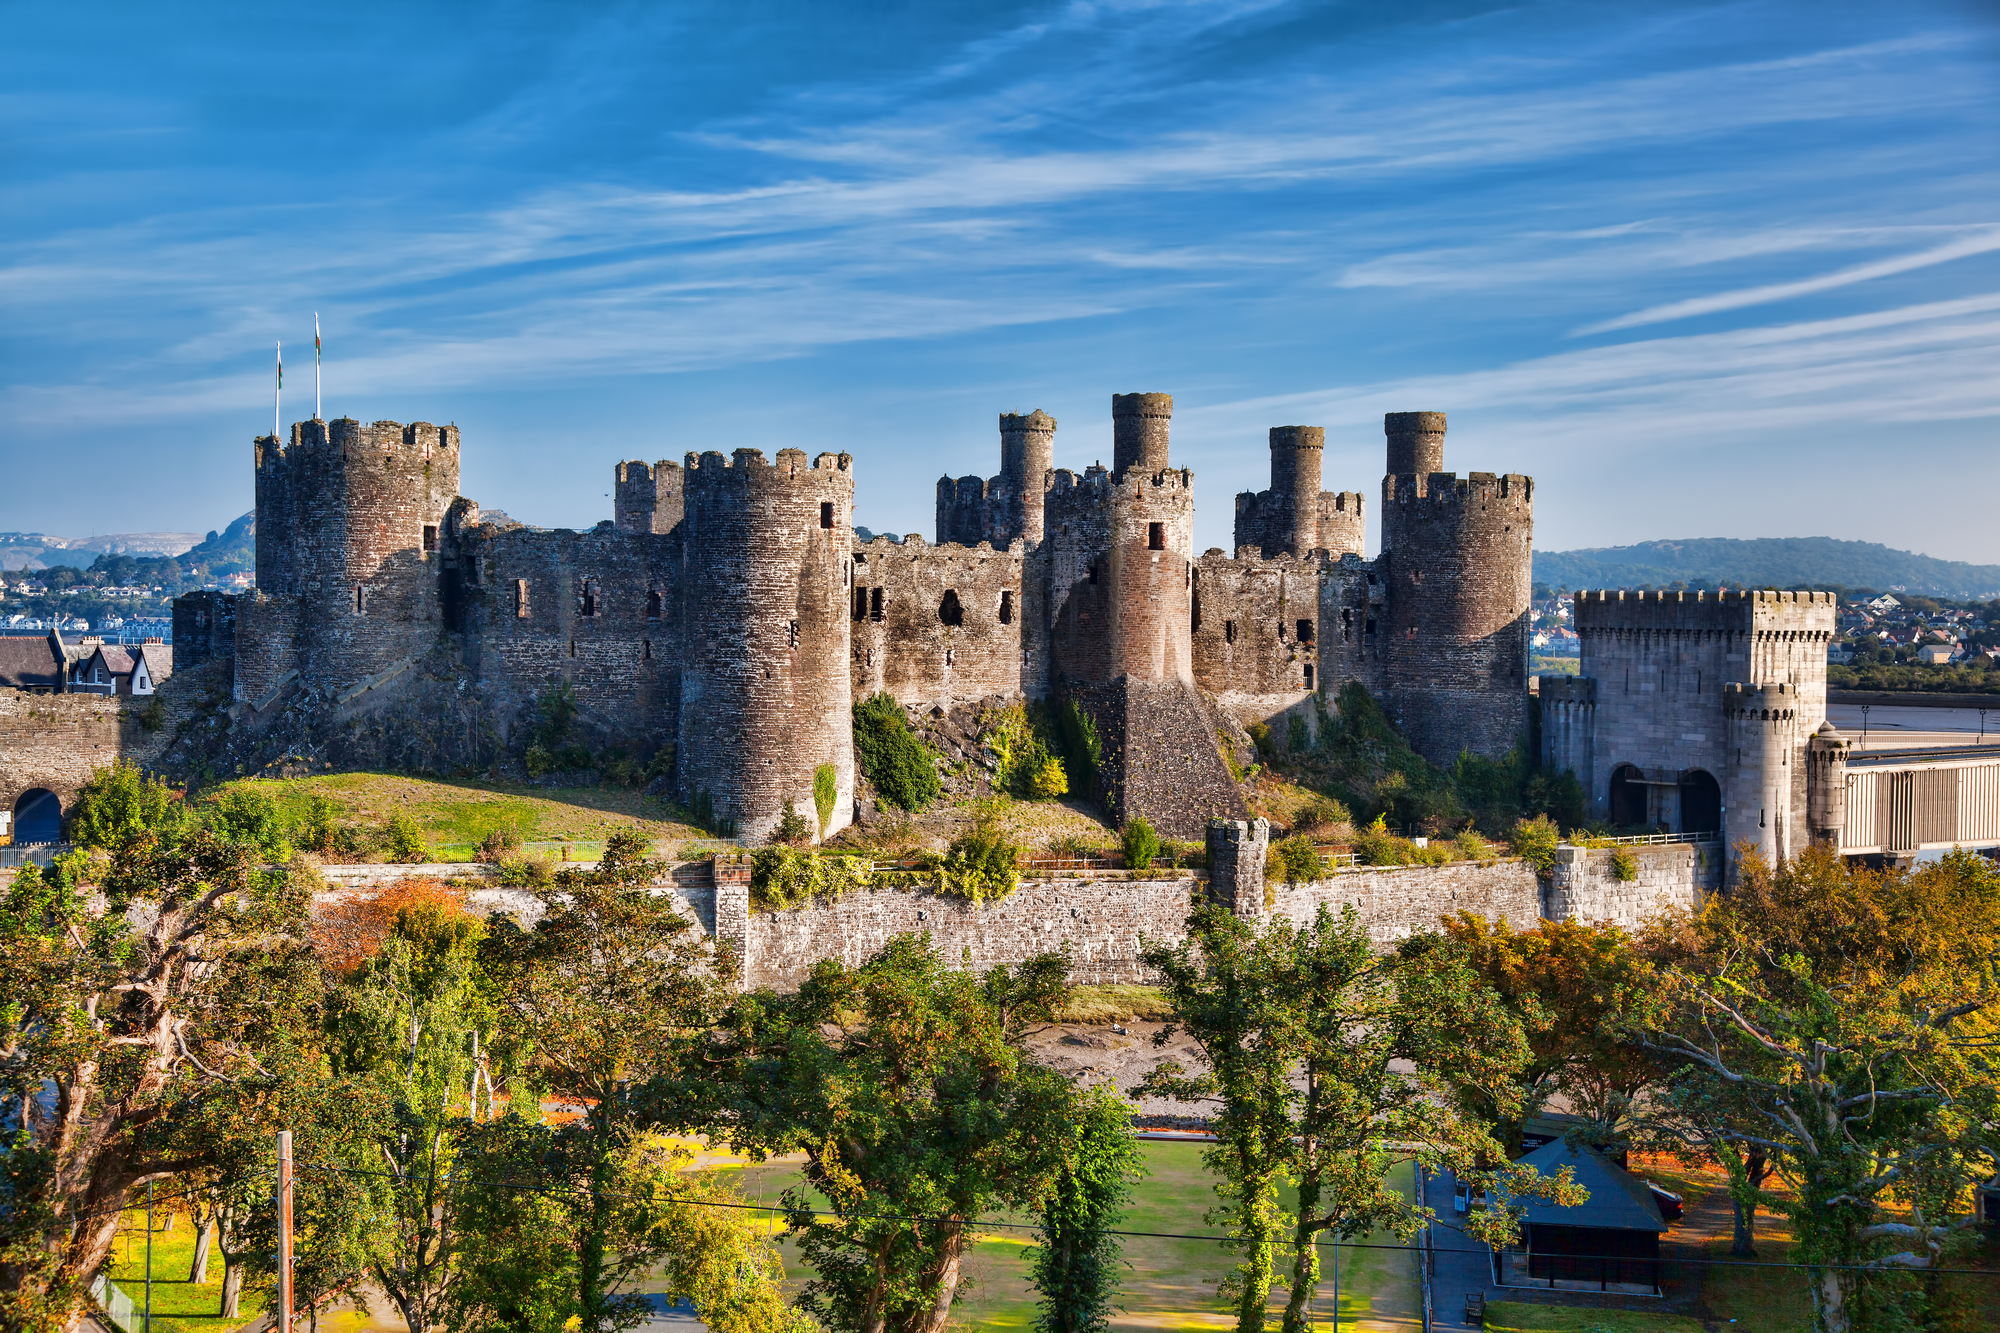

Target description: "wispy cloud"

left=1575, top=227, right=2000, bottom=334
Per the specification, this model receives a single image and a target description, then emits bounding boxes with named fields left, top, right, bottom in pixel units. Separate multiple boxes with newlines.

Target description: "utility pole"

left=277, top=1131, right=295, bottom=1333
left=144, top=1180, right=153, bottom=1333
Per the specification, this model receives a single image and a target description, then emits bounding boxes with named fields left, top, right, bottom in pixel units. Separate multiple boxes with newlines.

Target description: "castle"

left=183, top=395, right=1537, bottom=842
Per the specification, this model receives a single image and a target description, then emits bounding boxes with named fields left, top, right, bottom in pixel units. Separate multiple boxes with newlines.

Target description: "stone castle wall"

left=848, top=536, right=1034, bottom=707
left=1543, top=841, right=1721, bottom=930
left=1266, top=858, right=1542, bottom=945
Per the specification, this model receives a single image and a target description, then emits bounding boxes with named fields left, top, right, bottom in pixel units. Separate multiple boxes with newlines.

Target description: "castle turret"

left=1376, top=412, right=1533, bottom=763
left=999, top=410, right=1056, bottom=547
left=615, top=460, right=685, bottom=536
left=238, top=417, right=461, bottom=706
left=1233, top=425, right=1367, bottom=558
left=1807, top=720, right=1851, bottom=848
left=1725, top=682, right=1798, bottom=869
left=678, top=447, right=855, bottom=843
left=1111, top=392, right=1172, bottom=480
left=1385, top=411, right=1445, bottom=478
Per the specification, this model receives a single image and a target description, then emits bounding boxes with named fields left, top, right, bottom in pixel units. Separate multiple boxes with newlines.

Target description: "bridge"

left=1838, top=742, right=2000, bottom=860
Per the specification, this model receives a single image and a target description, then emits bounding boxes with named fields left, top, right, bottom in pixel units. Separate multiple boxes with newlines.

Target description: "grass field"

left=1480, top=1304, right=1705, bottom=1333
left=706, top=1139, right=1421, bottom=1331
left=201, top=770, right=709, bottom=861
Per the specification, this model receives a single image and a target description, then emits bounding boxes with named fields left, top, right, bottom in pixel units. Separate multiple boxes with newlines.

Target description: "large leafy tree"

left=481, top=830, right=738, bottom=1331
left=1022, top=1083, right=1141, bottom=1333
left=1634, top=847, right=2000, bottom=1333
left=0, top=834, right=323, bottom=1333
left=1442, top=914, right=1663, bottom=1154
left=1139, top=901, right=1582, bottom=1333
left=714, top=935, right=1081, bottom=1333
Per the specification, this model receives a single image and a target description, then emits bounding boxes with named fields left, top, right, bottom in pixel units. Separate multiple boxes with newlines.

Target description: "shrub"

left=1292, top=796, right=1350, bottom=837
left=497, top=853, right=555, bottom=888
left=1121, top=817, right=1162, bottom=872
left=773, top=801, right=813, bottom=847
left=1056, top=698, right=1102, bottom=795
left=476, top=825, right=524, bottom=863
left=382, top=811, right=430, bottom=864
left=200, top=784, right=291, bottom=859
left=1029, top=758, right=1069, bottom=800
left=1509, top=814, right=1561, bottom=875
left=813, top=763, right=839, bottom=836
left=1287, top=714, right=1311, bottom=753
left=1245, top=720, right=1276, bottom=762
left=750, top=847, right=872, bottom=911
left=1452, top=828, right=1493, bottom=861
left=299, top=794, right=364, bottom=859
left=853, top=693, right=942, bottom=812
left=67, top=760, right=183, bottom=851
left=938, top=822, right=1023, bottom=902
left=1610, top=847, right=1639, bottom=882
left=1354, top=817, right=1411, bottom=867
left=1271, top=833, right=1329, bottom=882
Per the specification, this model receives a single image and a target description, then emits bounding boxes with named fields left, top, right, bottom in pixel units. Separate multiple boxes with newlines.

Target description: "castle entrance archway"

left=1679, top=770, right=1721, bottom=836
left=1608, top=765, right=1646, bottom=828
left=12, top=788, right=62, bottom=845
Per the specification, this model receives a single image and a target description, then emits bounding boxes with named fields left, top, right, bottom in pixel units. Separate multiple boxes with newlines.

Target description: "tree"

left=328, top=895, right=492, bottom=1333
left=1443, top=914, right=1663, bottom=1155
left=852, top=693, right=941, bottom=812
left=1634, top=847, right=2000, bottom=1333
left=0, top=834, right=324, bottom=1333
left=1024, top=1084, right=1141, bottom=1333
left=482, top=830, right=736, bottom=1332
left=66, top=761, right=185, bottom=852
left=1139, top=901, right=1582, bottom=1333
left=716, top=936, right=1075, bottom=1333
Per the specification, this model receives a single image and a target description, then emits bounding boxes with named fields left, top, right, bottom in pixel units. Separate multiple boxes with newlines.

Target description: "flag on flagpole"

left=314, top=313, right=322, bottom=419
left=275, top=340, right=283, bottom=439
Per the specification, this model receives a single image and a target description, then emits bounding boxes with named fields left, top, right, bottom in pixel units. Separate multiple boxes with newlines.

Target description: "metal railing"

left=89, top=1275, right=137, bottom=1333
left=1, top=842, right=73, bottom=869
left=1568, top=831, right=1721, bottom=848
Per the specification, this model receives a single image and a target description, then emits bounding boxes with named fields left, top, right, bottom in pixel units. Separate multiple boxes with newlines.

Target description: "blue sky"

left=4, top=1, right=1997, bottom=560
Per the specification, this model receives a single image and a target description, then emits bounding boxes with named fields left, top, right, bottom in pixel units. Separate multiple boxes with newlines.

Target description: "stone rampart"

left=1266, top=859, right=1542, bottom=945
left=1543, top=841, right=1720, bottom=929
left=849, top=536, right=1030, bottom=707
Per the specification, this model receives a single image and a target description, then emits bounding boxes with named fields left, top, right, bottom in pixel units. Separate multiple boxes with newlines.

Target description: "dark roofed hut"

left=1503, top=1140, right=1670, bottom=1295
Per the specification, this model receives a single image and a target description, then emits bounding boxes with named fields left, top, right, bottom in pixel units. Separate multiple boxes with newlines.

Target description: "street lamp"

left=1860, top=704, right=1871, bottom=747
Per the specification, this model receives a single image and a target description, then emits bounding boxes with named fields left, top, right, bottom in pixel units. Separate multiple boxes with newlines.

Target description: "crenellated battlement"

left=682, top=447, right=854, bottom=490
left=1386, top=471, right=1534, bottom=506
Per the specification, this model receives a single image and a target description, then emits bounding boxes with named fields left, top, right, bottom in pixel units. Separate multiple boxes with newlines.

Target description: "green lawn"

left=200, top=771, right=708, bottom=861
left=102, top=1209, right=265, bottom=1333
left=707, top=1140, right=1421, bottom=1331
left=1481, top=1304, right=1705, bottom=1333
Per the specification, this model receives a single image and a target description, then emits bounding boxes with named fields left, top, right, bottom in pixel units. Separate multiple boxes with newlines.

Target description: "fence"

left=89, top=1274, right=137, bottom=1332
left=1574, top=831, right=1722, bottom=848
left=1, top=842, right=72, bottom=869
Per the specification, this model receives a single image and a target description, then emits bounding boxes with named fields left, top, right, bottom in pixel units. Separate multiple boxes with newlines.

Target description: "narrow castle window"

left=789, top=620, right=799, bottom=649
left=580, top=580, right=598, bottom=617
left=1297, top=618, right=1314, bottom=644
left=1304, top=664, right=1315, bottom=689
left=1088, top=564, right=1098, bottom=586
left=354, top=584, right=365, bottom=614
left=647, top=590, right=663, bottom=620
left=1277, top=621, right=1286, bottom=643
left=1148, top=522, right=1165, bottom=550
left=946, top=648, right=954, bottom=667
left=643, top=639, right=652, bottom=660
left=515, top=579, right=530, bottom=618
left=999, top=590, right=1015, bottom=624
left=569, top=640, right=577, bottom=657
left=1341, top=608, right=1353, bottom=642
left=423, top=524, right=437, bottom=552
left=853, top=587, right=867, bottom=620
left=870, top=587, right=884, bottom=621
left=1365, top=617, right=1376, bottom=635
left=1225, top=621, right=1236, bottom=644
left=820, top=502, right=835, bottom=530
left=938, top=590, right=964, bottom=627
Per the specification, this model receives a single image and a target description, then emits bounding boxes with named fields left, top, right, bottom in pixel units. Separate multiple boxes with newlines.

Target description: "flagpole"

left=314, top=313, right=322, bottom=420
left=275, top=340, right=282, bottom=440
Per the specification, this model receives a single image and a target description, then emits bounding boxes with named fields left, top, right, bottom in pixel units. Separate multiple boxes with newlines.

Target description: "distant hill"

left=1534, top=538, right=2000, bottom=601
left=179, top=513, right=255, bottom=574
left=0, top=529, right=202, bottom=570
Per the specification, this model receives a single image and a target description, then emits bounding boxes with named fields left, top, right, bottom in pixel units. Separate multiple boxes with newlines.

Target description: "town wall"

left=0, top=683, right=191, bottom=824
left=848, top=536, right=1033, bottom=707
left=1543, top=841, right=1720, bottom=930
left=1265, top=859, right=1542, bottom=945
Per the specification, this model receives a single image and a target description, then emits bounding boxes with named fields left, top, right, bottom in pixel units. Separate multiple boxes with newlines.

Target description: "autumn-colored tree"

left=1633, top=846, right=2000, bottom=1333
left=1443, top=914, right=1664, bottom=1153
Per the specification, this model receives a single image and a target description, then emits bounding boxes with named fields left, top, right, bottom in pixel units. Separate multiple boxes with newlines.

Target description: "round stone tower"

left=1108, top=466, right=1197, bottom=684
left=1376, top=411, right=1534, bottom=763
left=677, top=446, right=855, bottom=844
left=1267, top=425, right=1324, bottom=558
left=248, top=417, right=460, bottom=696
left=999, top=409, right=1057, bottom=546
left=1111, top=393, right=1172, bottom=480
left=1725, top=682, right=1798, bottom=869
left=1807, top=720, right=1851, bottom=849
left=1385, top=411, right=1446, bottom=479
